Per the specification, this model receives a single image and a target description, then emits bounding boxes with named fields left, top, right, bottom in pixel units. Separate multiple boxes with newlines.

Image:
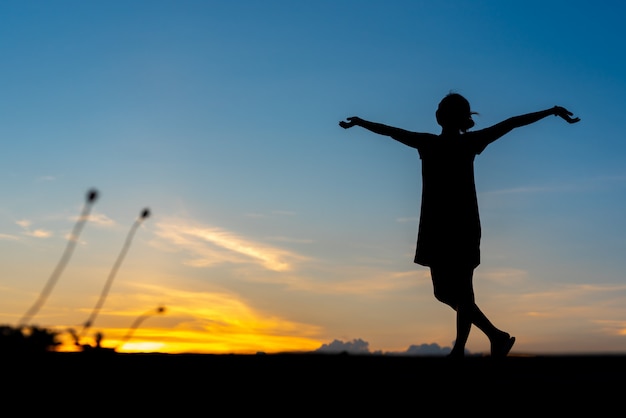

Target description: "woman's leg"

left=431, top=266, right=514, bottom=357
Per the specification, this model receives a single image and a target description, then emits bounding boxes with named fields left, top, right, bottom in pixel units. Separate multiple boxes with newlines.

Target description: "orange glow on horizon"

left=50, top=283, right=325, bottom=354
left=54, top=326, right=322, bottom=354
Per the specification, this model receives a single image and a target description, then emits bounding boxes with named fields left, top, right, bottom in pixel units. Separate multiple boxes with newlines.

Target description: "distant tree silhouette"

left=0, top=324, right=61, bottom=353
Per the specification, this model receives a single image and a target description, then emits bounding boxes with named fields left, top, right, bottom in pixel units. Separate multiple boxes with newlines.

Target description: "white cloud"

left=15, top=219, right=52, bottom=239
left=26, top=229, right=52, bottom=238
left=15, top=219, right=31, bottom=228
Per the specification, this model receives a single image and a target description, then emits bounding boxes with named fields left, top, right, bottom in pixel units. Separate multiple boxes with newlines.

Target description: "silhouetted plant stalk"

left=78, top=208, right=151, bottom=338
left=18, top=189, right=99, bottom=327
left=67, top=327, right=108, bottom=351
left=117, top=305, right=166, bottom=349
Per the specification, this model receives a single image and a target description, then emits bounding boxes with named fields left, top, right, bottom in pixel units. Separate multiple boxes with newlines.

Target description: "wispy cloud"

left=15, top=219, right=31, bottom=229
left=514, top=282, right=626, bottom=321
left=153, top=217, right=310, bottom=272
left=396, top=217, right=418, bottom=223
left=245, top=210, right=296, bottom=218
left=244, top=212, right=265, bottom=218
left=479, top=268, right=528, bottom=285
left=590, top=319, right=626, bottom=337
left=279, top=267, right=430, bottom=296
left=592, top=175, right=626, bottom=183
left=15, top=219, right=52, bottom=239
left=483, top=185, right=566, bottom=195
left=482, top=175, right=626, bottom=196
left=0, top=233, right=19, bottom=241
left=25, top=229, right=52, bottom=238
left=267, top=236, right=313, bottom=244
left=35, top=175, right=56, bottom=182
left=271, top=210, right=295, bottom=216
left=76, top=211, right=116, bottom=227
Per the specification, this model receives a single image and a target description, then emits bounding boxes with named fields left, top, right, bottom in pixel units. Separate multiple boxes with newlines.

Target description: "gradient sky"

left=1, top=0, right=625, bottom=355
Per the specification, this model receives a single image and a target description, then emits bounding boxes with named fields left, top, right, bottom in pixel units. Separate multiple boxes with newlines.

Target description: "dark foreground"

left=5, top=352, right=624, bottom=412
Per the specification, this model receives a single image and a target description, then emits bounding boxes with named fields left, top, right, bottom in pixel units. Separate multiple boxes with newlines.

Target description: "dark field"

left=5, top=352, right=624, bottom=412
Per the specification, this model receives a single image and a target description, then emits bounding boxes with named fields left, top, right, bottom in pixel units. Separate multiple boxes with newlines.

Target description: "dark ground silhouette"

left=4, top=351, right=623, bottom=413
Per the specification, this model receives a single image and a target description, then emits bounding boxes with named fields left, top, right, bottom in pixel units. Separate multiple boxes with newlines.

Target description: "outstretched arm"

left=478, top=106, right=580, bottom=144
left=339, top=116, right=425, bottom=148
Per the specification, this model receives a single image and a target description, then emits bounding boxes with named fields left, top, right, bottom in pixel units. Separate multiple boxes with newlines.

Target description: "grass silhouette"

left=78, top=207, right=151, bottom=339
left=18, top=188, right=99, bottom=327
left=116, top=305, right=166, bottom=350
left=4, top=189, right=160, bottom=353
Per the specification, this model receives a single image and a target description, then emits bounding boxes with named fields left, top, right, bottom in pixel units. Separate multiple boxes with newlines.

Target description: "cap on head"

left=436, top=93, right=477, bottom=132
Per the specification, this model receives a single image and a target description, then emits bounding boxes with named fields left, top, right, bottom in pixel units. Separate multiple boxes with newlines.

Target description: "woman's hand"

left=339, top=116, right=362, bottom=129
left=553, top=106, right=581, bottom=123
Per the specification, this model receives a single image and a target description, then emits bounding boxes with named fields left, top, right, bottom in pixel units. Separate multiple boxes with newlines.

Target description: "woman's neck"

left=440, top=127, right=463, bottom=137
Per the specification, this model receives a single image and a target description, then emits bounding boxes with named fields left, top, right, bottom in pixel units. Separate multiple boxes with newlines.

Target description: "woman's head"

left=436, top=93, right=477, bottom=133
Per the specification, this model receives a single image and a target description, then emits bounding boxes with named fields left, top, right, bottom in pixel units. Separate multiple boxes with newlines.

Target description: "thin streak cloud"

left=73, top=211, right=116, bottom=227
left=483, top=185, right=566, bottom=195
left=153, top=217, right=310, bottom=272
left=482, top=175, right=626, bottom=196
left=271, top=210, right=296, bottom=216
left=516, top=283, right=626, bottom=321
left=280, top=267, right=431, bottom=296
left=267, top=236, right=313, bottom=244
left=35, top=175, right=56, bottom=182
left=396, top=217, right=419, bottom=223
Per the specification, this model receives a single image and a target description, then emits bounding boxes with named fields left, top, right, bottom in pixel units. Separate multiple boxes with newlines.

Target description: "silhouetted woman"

left=339, top=93, right=580, bottom=357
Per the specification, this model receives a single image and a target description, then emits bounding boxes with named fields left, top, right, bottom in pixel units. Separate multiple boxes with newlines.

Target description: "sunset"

left=2, top=0, right=626, bottom=361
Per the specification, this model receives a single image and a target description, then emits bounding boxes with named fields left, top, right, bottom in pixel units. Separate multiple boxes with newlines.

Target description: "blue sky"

left=1, top=0, right=625, bottom=355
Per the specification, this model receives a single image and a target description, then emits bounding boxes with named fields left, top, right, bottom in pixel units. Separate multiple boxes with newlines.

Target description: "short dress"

left=413, top=134, right=490, bottom=269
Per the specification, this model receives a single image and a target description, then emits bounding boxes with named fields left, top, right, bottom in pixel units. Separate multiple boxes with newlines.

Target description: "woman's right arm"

left=339, top=116, right=425, bottom=149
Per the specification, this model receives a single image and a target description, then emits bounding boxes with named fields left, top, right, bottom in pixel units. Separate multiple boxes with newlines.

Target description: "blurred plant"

left=18, top=189, right=99, bottom=327
left=0, top=324, right=61, bottom=353
left=78, top=208, right=151, bottom=338
left=68, top=327, right=114, bottom=353
left=117, top=305, right=167, bottom=349
left=13, top=190, right=159, bottom=354
left=69, top=305, right=166, bottom=352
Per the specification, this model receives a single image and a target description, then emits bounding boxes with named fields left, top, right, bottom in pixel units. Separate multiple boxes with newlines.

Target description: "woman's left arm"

left=476, top=106, right=580, bottom=145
